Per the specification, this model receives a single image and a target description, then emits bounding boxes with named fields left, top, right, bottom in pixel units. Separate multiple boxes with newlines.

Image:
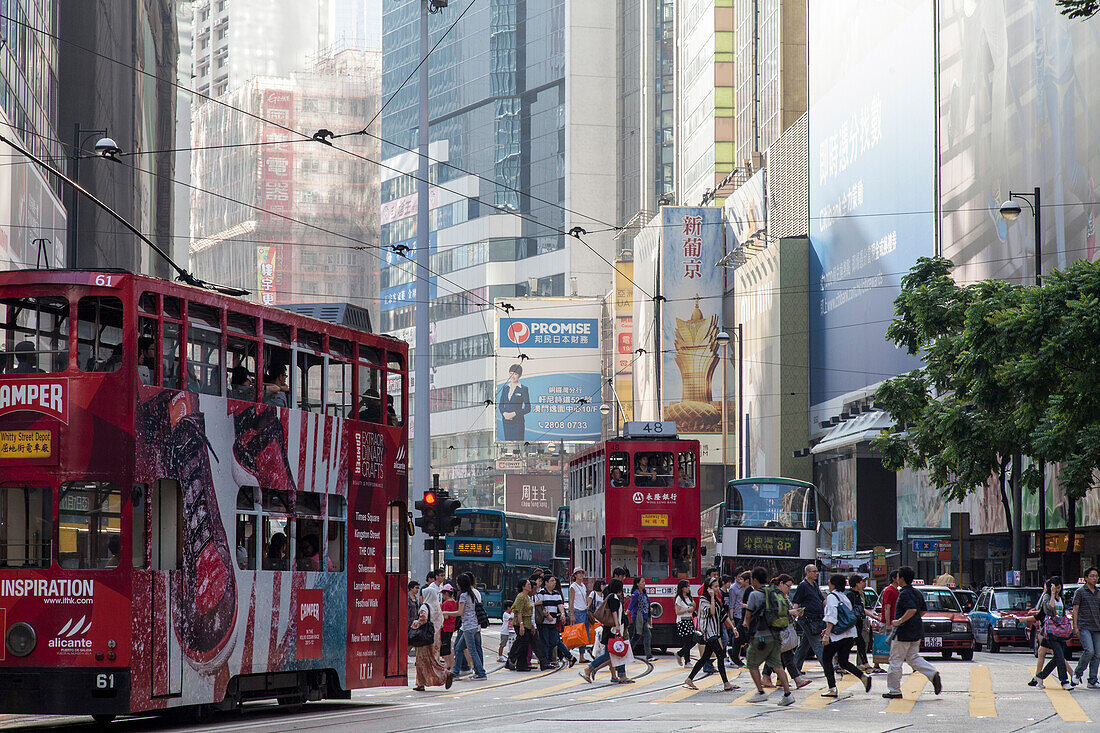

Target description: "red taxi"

left=877, top=583, right=974, bottom=660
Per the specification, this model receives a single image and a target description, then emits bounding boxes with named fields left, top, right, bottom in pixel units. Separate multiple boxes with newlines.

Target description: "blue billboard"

left=494, top=298, right=603, bottom=443
left=808, top=0, right=935, bottom=407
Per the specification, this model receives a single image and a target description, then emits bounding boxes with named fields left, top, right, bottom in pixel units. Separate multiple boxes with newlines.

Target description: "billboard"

left=494, top=298, right=603, bottom=443
left=504, top=473, right=563, bottom=518
left=725, top=168, right=766, bottom=251
left=613, top=261, right=634, bottom=423
left=660, top=207, right=726, bottom=462
left=807, top=0, right=934, bottom=407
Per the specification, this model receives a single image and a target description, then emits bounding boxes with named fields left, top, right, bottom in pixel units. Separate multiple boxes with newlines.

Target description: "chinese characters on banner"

left=504, top=474, right=562, bottom=518
left=255, top=246, right=278, bottom=306
left=613, top=262, right=634, bottom=422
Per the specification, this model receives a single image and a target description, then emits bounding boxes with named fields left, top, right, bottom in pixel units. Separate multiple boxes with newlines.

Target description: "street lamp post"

left=716, top=331, right=731, bottom=491
left=67, top=125, right=119, bottom=266
left=999, top=186, right=1044, bottom=580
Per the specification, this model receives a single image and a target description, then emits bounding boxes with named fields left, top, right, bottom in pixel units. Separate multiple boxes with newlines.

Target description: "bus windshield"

left=724, top=481, right=816, bottom=530
left=453, top=513, right=504, bottom=538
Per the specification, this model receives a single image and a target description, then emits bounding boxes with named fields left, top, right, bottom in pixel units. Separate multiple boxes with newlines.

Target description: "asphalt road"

left=2, top=636, right=1097, bottom=732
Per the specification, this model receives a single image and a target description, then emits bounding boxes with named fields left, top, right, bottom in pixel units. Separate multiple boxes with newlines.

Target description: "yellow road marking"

left=510, top=677, right=588, bottom=699
left=969, top=665, right=996, bottom=718
left=800, top=673, right=863, bottom=709
left=651, top=671, right=728, bottom=703
left=1043, top=676, right=1091, bottom=722
left=577, top=668, right=687, bottom=701
left=883, top=672, right=927, bottom=714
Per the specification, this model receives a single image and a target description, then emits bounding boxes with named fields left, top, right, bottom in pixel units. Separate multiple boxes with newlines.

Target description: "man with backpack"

left=742, top=566, right=796, bottom=706
left=820, top=574, right=872, bottom=697
left=883, top=566, right=942, bottom=699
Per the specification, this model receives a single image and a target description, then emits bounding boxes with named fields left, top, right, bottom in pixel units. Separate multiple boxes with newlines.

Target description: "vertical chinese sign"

left=660, top=206, right=725, bottom=463
left=255, top=245, right=277, bottom=305
left=613, top=261, right=634, bottom=422
left=258, top=88, right=294, bottom=303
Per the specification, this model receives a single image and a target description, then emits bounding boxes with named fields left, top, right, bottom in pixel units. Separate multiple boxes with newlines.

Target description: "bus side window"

left=329, top=495, right=346, bottom=572
left=678, top=452, right=697, bottom=488
left=235, top=486, right=259, bottom=570
left=356, top=363, right=383, bottom=422
left=138, top=318, right=158, bottom=385
left=295, top=491, right=325, bottom=570
left=672, top=537, right=698, bottom=578
left=296, top=349, right=324, bottom=413
left=150, top=479, right=182, bottom=570
left=261, top=489, right=291, bottom=571
left=385, top=353, right=405, bottom=427
left=58, top=481, right=122, bottom=569
left=262, top=342, right=291, bottom=407
left=327, top=337, right=354, bottom=417
left=227, top=336, right=258, bottom=401
left=609, top=452, right=630, bottom=487
left=77, top=296, right=124, bottom=372
left=610, top=537, right=638, bottom=577
left=386, top=501, right=407, bottom=573
left=162, top=322, right=182, bottom=389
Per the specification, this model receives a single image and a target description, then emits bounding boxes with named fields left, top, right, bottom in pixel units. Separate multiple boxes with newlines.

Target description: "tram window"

left=359, top=344, right=382, bottom=366
left=356, top=363, right=383, bottom=422
left=234, top=487, right=259, bottom=570
left=227, top=336, right=258, bottom=401
left=329, top=495, right=346, bottom=572
left=0, top=485, right=51, bottom=568
left=58, top=481, right=122, bottom=569
left=138, top=318, right=157, bottom=385
left=162, top=322, right=182, bottom=388
left=0, top=296, right=69, bottom=374
left=671, top=537, right=698, bottom=578
left=188, top=303, right=221, bottom=330
left=262, top=515, right=290, bottom=571
left=609, top=452, right=630, bottom=487
left=226, top=311, right=256, bottom=336
left=263, top=320, right=291, bottom=344
left=263, top=489, right=291, bottom=514
left=162, top=295, right=181, bottom=320
left=386, top=501, right=407, bottom=574
left=139, top=291, right=158, bottom=314
left=678, top=452, right=697, bottom=488
left=640, top=539, right=668, bottom=579
left=150, top=480, right=182, bottom=570
left=297, top=349, right=324, bottom=412
left=76, top=297, right=123, bottom=372
left=295, top=492, right=325, bottom=571
left=186, top=326, right=222, bottom=396
left=327, top=357, right=353, bottom=417
left=263, top=343, right=291, bottom=407
left=386, top=354, right=405, bottom=427
left=610, top=537, right=638, bottom=577
left=635, top=452, right=673, bottom=487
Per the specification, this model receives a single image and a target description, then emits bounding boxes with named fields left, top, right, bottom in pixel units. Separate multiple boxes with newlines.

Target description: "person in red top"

left=871, top=570, right=900, bottom=673
left=440, top=584, right=458, bottom=669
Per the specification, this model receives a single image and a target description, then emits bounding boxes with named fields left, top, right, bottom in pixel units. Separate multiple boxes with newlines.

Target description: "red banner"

left=0, top=377, right=68, bottom=423
left=296, top=588, right=323, bottom=660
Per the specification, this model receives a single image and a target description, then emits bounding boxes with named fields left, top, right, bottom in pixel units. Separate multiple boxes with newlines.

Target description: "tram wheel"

left=91, top=714, right=116, bottom=725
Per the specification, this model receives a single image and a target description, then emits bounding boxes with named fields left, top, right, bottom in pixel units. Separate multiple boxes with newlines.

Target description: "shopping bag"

left=608, top=635, right=636, bottom=667
left=562, top=622, right=592, bottom=649
left=779, top=623, right=799, bottom=653
left=872, top=631, right=891, bottom=658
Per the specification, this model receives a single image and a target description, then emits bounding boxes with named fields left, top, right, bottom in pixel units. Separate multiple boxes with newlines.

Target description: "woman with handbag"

left=683, top=578, right=738, bottom=690
left=1032, top=578, right=1052, bottom=682
left=674, top=580, right=696, bottom=666
left=410, top=597, right=453, bottom=691
left=628, top=577, right=655, bottom=662
left=578, top=578, right=632, bottom=684
left=761, top=574, right=813, bottom=689
left=1030, top=576, right=1075, bottom=690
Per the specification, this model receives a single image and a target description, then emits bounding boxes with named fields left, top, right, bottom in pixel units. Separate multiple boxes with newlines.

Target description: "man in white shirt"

left=422, top=569, right=442, bottom=608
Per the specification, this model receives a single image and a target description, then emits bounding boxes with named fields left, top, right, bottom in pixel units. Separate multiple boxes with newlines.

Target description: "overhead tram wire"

left=0, top=11, right=655, bottom=302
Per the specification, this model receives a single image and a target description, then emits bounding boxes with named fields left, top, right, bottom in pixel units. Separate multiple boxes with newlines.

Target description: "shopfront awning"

left=811, top=410, right=894, bottom=455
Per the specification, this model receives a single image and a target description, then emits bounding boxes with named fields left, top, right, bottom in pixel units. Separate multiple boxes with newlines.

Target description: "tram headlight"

left=6, top=622, right=37, bottom=657
left=648, top=601, right=663, bottom=620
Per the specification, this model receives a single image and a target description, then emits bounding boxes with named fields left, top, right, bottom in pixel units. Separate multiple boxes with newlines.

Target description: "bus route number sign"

left=736, top=529, right=800, bottom=558
left=624, top=421, right=676, bottom=438
left=640, top=513, right=668, bottom=528
left=454, top=540, right=494, bottom=557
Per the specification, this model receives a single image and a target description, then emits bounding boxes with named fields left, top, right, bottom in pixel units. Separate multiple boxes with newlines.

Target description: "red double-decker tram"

left=567, top=422, right=701, bottom=651
left=0, top=269, right=409, bottom=723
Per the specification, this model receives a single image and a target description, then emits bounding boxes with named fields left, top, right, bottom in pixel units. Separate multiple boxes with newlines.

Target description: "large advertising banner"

left=495, top=297, right=602, bottom=443
left=660, top=207, right=725, bottom=463
left=807, top=0, right=934, bottom=407
left=613, top=261, right=634, bottom=423
left=504, top=473, right=563, bottom=518
left=725, top=168, right=766, bottom=251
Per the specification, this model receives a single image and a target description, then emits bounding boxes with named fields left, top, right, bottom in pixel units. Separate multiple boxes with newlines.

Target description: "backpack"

left=830, top=591, right=857, bottom=634
left=762, top=585, right=791, bottom=630
left=474, top=597, right=490, bottom=629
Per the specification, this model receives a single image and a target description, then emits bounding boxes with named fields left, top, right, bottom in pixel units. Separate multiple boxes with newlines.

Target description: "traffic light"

left=413, top=490, right=440, bottom=535
left=437, top=494, right=462, bottom=535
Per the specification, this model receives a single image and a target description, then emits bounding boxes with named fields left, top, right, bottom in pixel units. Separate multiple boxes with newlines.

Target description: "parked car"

left=875, top=584, right=974, bottom=660
left=969, top=586, right=1043, bottom=652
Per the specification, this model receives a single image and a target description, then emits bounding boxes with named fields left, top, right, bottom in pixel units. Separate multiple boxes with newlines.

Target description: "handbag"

left=1045, top=611, right=1073, bottom=640
left=676, top=617, right=695, bottom=638
left=474, top=598, right=490, bottom=629
left=780, top=623, right=799, bottom=653
left=408, top=619, right=435, bottom=648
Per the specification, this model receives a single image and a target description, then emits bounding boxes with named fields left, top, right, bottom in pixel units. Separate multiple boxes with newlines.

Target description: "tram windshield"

left=724, top=480, right=817, bottom=530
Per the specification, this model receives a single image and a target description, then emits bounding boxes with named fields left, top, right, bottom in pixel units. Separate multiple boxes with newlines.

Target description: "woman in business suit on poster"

left=498, top=363, right=531, bottom=441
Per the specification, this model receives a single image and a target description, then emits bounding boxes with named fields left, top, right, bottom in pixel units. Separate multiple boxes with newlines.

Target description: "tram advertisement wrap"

left=131, top=386, right=388, bottom=709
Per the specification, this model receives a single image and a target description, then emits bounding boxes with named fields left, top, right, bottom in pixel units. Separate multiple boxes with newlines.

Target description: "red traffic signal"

left=423, top=491, right=437, bottom=505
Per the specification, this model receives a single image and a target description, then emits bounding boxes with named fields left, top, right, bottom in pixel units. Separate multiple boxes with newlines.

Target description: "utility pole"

left=414, top=0, right=432, bottom=576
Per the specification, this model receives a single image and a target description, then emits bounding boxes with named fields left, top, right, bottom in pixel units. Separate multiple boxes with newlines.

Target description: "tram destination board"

left=454, top=540, right=494, bottom=557
left=736, top=529, right=801, bottom=558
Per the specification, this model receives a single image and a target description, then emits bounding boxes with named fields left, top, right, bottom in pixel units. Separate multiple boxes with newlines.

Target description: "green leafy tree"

left=1057, top=0, right=1100, bottom=20
left=873, top=256, right=1100, bottom=577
